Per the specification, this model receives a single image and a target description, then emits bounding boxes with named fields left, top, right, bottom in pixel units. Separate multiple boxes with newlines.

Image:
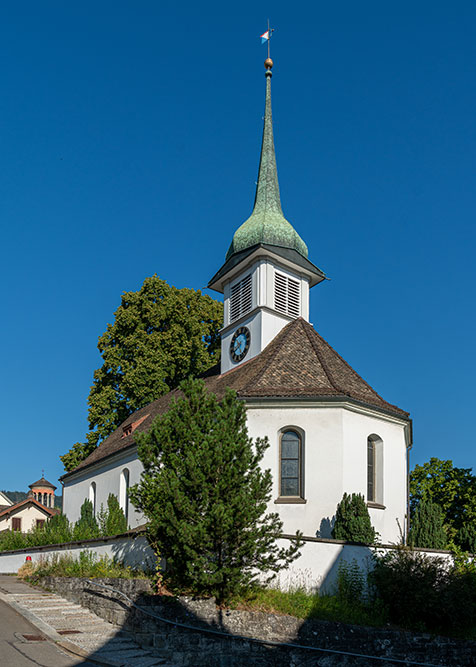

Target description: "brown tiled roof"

left=64, top=318, right=409, bottom=478
left=29, top=477, right=57, bottom=490
left=0, top=498, right=58, bottom=519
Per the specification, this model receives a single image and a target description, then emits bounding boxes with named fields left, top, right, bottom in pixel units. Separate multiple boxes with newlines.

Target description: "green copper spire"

left=226, top=60, right=308, bottom=261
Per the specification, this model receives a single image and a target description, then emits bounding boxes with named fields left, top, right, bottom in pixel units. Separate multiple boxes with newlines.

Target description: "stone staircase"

left=3, top=590, right=171, bottom=666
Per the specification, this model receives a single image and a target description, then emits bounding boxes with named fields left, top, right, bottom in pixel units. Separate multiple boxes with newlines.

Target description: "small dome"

left=226, top=209, right=308, bottom=260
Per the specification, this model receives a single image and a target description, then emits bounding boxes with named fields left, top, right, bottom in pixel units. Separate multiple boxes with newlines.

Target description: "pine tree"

left=130, top=378, right=302, bottom=603
left=409, top=498, right=447, bottom=549
left=332, top=492, right=376, bottom=544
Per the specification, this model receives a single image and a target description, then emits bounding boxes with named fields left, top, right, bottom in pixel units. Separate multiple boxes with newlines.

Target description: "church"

left=61, top=57, right=412, bottom=544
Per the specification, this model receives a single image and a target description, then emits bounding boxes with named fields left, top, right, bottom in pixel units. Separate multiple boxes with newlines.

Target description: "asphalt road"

left=0, top=597, right=95, bottom=667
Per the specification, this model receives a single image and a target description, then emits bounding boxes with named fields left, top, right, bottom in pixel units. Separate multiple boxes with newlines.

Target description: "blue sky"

left=1, top=1, right=475, bottom=492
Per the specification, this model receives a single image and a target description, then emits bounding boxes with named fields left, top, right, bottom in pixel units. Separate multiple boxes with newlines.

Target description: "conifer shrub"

left=332, top=492, right=376, bottom=544
left=97, top=494, right=127, bottom=536
left=409, top=498, right=447, bottom=549
left=130, top=378, right=303, bottom=604
left=73, top=499, right=99, bottom=540
left=456, top=524, right=476, bottom=553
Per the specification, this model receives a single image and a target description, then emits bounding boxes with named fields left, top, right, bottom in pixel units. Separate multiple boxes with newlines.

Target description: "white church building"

left=61, top=57, right=411, bottom=544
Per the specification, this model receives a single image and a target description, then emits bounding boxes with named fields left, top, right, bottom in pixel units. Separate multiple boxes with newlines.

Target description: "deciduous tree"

left=61, top=276, right=222, bottom=471
left=410, top=458, right=476, bottom=543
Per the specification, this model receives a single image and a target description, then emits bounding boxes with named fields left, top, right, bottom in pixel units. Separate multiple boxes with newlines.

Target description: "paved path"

left=0, top=596, right=94, bottom=667
left=0, top=575, right=169, bottom=666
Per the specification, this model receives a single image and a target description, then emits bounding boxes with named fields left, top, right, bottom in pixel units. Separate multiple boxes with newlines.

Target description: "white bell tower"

left=208, top=58, right=326, bottom=374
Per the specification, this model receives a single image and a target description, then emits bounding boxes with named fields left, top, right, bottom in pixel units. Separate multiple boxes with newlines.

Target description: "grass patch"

left=230, top=586, right=386, bottom=627
left=20, top=551, right=149, bottom=582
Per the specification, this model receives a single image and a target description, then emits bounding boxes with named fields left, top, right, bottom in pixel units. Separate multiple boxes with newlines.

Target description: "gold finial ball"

left=264, top=58, right=273, bottom=70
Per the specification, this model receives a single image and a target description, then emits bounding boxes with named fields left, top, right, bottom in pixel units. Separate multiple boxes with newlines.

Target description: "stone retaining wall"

left=38, top=576, right=476, bottom=666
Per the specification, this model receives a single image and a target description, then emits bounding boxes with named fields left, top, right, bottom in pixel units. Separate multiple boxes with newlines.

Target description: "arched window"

left=119, top=468, right=130, bottom=524
left=367, top=435, right=383, bottom=505
left=89, top=482, right=96, bottom=516
left=367, top=438, right=376, bottom=502
left=279, top=429, right=303, bottom=499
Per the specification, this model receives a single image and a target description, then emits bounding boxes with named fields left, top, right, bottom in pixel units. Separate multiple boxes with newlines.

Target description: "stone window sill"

left=367, top=501, right=386, bottom=510
left=274, top=497, right=307, bottom=504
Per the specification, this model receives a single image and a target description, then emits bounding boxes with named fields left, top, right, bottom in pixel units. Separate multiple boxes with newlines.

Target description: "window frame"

left=275, top=427, right=306, bottom=504
left=367, top=434, right=385, bottom=509
left=120, top=468, right=130, bottom=525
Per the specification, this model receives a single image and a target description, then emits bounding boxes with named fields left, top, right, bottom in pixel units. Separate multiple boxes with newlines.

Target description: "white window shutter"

left=230, top=274, right=252, bottom=323
left=274, top=272, right=300, bottom=318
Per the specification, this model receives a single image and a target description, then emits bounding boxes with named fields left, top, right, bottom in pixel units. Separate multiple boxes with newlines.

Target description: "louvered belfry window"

left=274, top=272, right=300, bottom=318
left=230, top=274, right=252, bottom=323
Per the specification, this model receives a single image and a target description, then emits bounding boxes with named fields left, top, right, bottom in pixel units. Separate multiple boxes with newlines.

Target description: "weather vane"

left=260, top=19, right=275, bottom=63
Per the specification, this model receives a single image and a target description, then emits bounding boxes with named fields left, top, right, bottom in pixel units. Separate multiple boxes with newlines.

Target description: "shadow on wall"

left=317, top=516, right=335, bottom=539
left=40, top=544, right=470, bottom=667
left=110, top=534, right=156, bottom=572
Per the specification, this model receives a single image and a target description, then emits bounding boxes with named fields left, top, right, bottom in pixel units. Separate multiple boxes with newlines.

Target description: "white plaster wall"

left=247, top=404, right=345, bottom=539
left=0, top=534, right=453, bottom=595
left=246, top=403, right=407, bottom=544
left=220, top=257, right=310, bottom=373
left=0, top=534, right=154, bottom=574
left=0, top=505, right=51, bottom=533
left=272, top=538, right=454, bottom=594
left=342, top=410, right=407, bottom=544
left=62, top=448, right=145, bottom=528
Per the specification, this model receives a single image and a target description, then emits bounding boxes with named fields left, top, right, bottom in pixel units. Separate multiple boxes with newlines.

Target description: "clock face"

left=230, top=327, right=251, bottom=362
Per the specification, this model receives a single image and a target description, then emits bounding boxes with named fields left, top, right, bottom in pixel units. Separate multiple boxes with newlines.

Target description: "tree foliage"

left=332, top=492, right=376, bottom=544
left=410, top=458, right=476, bottom=544
left=73, top=499, right=99, bottom=540
left=456, top=524, right=476, bottom=554
left=97, top=494, right=128, bottom=536
left=61, top=276, right=223, bottom=471
left=408, top=498, right=447, bottom=549
left=370, top=546, right=476, bottom=637
left=130, top=378, right=302, bottom=603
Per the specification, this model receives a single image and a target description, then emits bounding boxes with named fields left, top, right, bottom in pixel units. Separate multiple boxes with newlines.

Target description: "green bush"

left=369, top=546, right=476, bottom=637
left=0, top=494, right=128, bottom=553
left=456, top=524, right=476, bottom=553
left=27, top=551, right=147, bottom=581
left=104, top=494, right=127, bottom=535
left=409, top=498, right=447, bottom=549
left=332, top=493, right=376, bottom=544
left=336, top=558, right=366, bottom=603
left=73, top=500, right=99, bottom=541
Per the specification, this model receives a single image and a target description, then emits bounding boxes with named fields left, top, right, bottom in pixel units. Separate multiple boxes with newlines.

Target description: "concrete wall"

left=0, top=532, right=154, bottom=574
left=0, top=532, right=453, bottom=597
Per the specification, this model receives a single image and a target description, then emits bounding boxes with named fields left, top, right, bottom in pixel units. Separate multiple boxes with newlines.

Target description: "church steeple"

left=209, top=56, right=326, bottom=374
left=226, top=59, right=308, bottom=261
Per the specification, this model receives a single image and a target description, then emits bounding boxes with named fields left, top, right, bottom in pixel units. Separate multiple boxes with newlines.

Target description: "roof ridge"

left=306, top=323, right=406, bottom=412
left=240, top=319, right=299, bottom=392
left=301, top=321, right=344, bottom=394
